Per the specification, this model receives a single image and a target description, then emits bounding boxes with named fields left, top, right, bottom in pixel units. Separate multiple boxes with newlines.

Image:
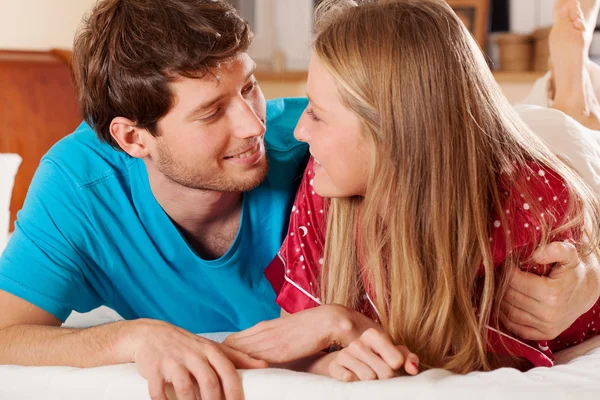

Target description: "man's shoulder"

left=43, top=122, right=133, bottom=188
left=262, top=98, right=309, bottom=188
left=264, top=97, right=308, bottom=153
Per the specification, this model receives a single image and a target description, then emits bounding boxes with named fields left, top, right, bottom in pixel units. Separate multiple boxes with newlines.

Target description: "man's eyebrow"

left=186, top=63, right=257, bottom=120
left=245, top=63, right=257, bottom=82
left=186, top=94, right=227, bottom=120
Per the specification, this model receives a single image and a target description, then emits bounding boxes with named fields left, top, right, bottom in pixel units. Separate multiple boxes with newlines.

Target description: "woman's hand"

left=223, top=304, right=381, bottom=364
left=500, top=241, right=600, bottom=341
left=327, top=328, right=419, bottom=382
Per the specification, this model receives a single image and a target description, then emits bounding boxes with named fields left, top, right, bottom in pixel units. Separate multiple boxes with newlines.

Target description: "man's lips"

left=225, top=143, right=261, bottom=159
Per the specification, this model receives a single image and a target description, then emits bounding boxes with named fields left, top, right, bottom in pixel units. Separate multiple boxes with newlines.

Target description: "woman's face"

left=294, top=56, right=371, bottom=198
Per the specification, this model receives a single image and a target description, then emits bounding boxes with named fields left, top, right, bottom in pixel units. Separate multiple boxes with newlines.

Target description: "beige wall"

left=0, top=0, right=97, bottom=50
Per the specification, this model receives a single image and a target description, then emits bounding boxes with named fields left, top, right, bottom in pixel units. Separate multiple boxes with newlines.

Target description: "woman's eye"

left=306, top=107, right=321, bottom=122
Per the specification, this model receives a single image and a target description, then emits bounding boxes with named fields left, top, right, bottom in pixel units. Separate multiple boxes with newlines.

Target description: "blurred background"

left=1, top=0, right=597, bottom=102
left=0, top=0, right=597, bottom=238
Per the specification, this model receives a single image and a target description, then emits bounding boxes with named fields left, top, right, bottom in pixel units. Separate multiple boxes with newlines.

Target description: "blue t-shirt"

left=0, top=98, right=308, bottom=333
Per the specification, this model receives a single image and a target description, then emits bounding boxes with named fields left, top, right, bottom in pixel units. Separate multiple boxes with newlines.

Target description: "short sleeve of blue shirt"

left=0, top=159, right=103, bottom=321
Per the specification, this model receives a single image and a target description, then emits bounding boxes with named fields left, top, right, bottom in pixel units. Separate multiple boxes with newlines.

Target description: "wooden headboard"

left=0, top=49, right=81, bottom=232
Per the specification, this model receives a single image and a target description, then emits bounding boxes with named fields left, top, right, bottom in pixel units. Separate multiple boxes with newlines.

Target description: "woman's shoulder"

left=490, top=161, right=575, bottom=270
left=264, top=156, right=328, bottom=313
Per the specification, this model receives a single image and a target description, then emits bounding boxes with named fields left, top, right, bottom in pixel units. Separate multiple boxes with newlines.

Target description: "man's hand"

left=223, top=304, right=380, bottom=364
left=125, top=319, right=267, bottom=400
left=500, top=241, right=600, bottom=341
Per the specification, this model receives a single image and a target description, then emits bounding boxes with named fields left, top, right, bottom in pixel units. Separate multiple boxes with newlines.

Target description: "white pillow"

left=0, top=154, right=22, bottom=255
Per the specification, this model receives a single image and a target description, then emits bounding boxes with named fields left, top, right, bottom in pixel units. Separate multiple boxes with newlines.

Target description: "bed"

left=1, top=49, right=600, bottom=399
left=1, top=304, right=599, bottom=400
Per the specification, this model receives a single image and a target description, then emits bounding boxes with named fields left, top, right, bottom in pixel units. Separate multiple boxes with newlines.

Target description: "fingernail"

left=411, top=362, right=419, bottom=371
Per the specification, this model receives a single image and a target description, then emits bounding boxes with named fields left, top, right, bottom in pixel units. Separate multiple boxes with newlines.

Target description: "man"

left=0, top=1, right=598, bottom=400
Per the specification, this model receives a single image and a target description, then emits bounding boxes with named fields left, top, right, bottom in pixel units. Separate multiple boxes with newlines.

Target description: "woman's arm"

left=278, top=329, right=420, bottom=382
left=223, top=304, right=381, bottom=364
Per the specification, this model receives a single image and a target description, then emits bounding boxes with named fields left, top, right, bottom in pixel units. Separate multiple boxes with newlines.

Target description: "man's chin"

left=227, top=163, right=269, bottom=192
left=157, top=158, right=268, bottom=193
left=198, top=160, right=269, bottom=193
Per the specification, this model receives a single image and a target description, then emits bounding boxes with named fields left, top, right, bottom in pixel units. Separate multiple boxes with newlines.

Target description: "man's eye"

left=202, top=107, right=222, bottom=121
left=243, top=81, right=257, bottom=95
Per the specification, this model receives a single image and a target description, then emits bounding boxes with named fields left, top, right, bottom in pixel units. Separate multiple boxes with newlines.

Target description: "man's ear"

left=110, top=117, right=151, bottom=158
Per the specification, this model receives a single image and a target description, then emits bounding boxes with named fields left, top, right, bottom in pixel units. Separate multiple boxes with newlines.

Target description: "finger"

left=225, top=321, right=276, bottom=344
left=500, top=298, right=546, bottom=329
left=502, top=287, right=546, bottom=321
left=224, top=329, right=266, bottom=347
left=532, top=242, right=579, bottom=270
left=507, top=267, right=552, bottom=302
left=225, top=328, right=262, bottom=343
left=147, top=372, right=168, bottom=400
left=345, top=340, right=395, bottom=380
left=186, top=361, right=221, bottom=400
left=223, top=326, right=286, bottom=356
left=220, top=343, right=268, bottom=369
left=235, top=317, right=285, bottom=337
left=203, top=349, right=244, bottom=400
left=499, top=310, right=549, bottom=341
left=167, top=366, right=197, bottom=400
left=361, top=329, right=404, bottom=370
left=336, top=350, right=377, bottom=381
left=397, top=346, right=419, bottom=376
left=222, top=335, right=279, bottom=360
left=329, top=361, right=358, bottom=382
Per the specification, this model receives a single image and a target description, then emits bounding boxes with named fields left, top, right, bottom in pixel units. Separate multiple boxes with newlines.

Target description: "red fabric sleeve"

left=488, top=163, right=578, bottom=274
left=264, top=157, right=327, bottom=314
left=486, top=163, right=585, bottom=367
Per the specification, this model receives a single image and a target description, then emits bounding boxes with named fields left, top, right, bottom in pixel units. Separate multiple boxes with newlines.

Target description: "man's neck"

left=145, top=161, right=243, bottom=258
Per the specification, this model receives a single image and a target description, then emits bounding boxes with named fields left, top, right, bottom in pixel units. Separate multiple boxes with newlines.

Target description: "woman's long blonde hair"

left=316, top=0, right=600, bottom=373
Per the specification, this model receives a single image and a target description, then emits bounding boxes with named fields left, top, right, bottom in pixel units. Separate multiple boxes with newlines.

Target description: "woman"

left=232, top=0, right=600, bottom=380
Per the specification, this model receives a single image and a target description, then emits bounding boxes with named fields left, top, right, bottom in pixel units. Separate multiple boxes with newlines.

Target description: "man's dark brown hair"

left=72, top=0, right=252, bottom=148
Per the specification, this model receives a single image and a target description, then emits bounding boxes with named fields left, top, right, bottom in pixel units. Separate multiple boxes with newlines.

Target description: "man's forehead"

left=166, top=54, right=257, bottom=116
left=208, top=53, right=255, bottom=85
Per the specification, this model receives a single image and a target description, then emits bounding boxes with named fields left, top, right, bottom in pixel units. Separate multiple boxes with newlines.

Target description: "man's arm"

left=0, top=290, right=132, bottom=367
left=500, top=242, right=600, bottom=340
left=0, top=289, right=268, bottom=400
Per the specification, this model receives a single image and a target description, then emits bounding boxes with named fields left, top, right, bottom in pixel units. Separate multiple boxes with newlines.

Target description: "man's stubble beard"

left=155, top=142, right=269, bottom=193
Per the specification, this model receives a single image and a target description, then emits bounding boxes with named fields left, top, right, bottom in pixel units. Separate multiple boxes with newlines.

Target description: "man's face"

left=148, top=53, right=268, bottom=192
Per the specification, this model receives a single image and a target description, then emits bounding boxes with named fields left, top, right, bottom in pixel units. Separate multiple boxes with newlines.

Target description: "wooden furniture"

left=447, top=0, right=491, bottom=51
left=0, top=49, right=81, bottom=232
left=496, top=33, right=534, bottom=72
left=255, top=70, right=308, bottom=99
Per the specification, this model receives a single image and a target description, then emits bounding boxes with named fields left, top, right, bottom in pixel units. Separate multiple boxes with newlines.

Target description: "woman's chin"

left=313, top=182, right=352, bottom=199
left=312, top=181, right=333, bottom=198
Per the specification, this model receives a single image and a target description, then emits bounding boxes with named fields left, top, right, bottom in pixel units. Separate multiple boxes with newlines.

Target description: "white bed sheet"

left=0, top=306, right=598, bottom=400
left=0, top=338, right=598, bottom=400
